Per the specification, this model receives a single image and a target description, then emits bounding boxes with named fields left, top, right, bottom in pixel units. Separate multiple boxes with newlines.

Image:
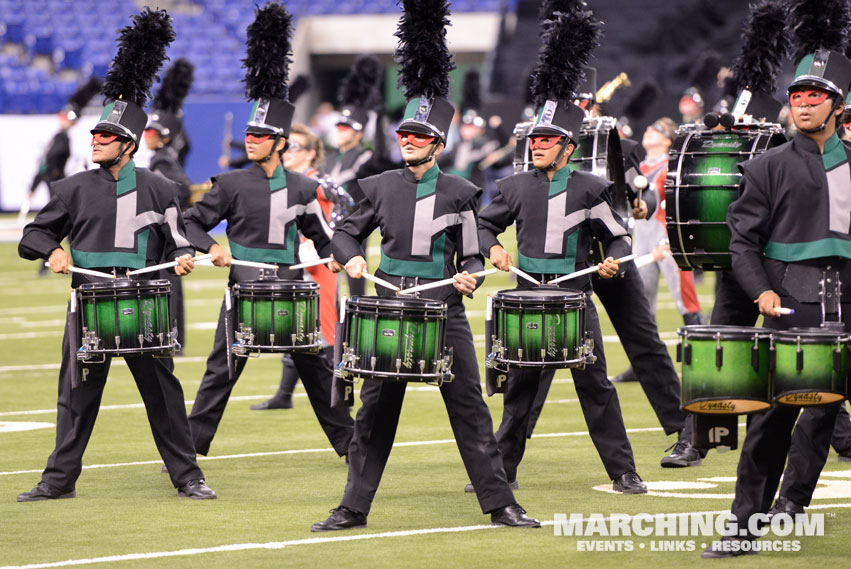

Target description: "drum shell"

left=77, top=279, right=172, bottom=354
left=232, top=280, right=320, bottom=353
left=679, top=325, right=772, bottom=415
left=666, top=127, right=784, bottom=271
left=342, top=296, right=447, bottom=382
left=491, top=288, right=586, bottom=368
left=772, top=329, right=849, bottom=407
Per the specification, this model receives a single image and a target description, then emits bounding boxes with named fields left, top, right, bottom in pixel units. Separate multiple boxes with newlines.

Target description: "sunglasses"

left=285, top=141, right=310, bottom=153
left=789, top=89, right=831, bottom=108
left=91, top=132, right=120, bottom=145
left=528, top=135, right=564, bottom=150
left=245, top=133, right=272, bottom=143
left=396, top=131, right=436, bottom=148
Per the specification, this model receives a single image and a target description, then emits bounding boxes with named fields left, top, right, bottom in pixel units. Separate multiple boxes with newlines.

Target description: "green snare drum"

left=232, top=279, right=321, bottom=355
left=666, top=124, right=785, bottom=270
left=771, top=328, right=849, bottom=406
left=76, top=279, right=174, bottom=360
left=338, top=296, right=452, bottom=383
left=490, top=288, right=591, bottom=369
left=678, top=325, right=772, bottom=414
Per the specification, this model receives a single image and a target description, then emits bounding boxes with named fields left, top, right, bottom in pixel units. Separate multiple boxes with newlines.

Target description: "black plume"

left=102, top=8, right=175, bottom=106
left=68, top=77, right=102, bottom=111
left=731, top=1, right=788, bottom=95
left=689, top=52, right=721, bottom=92
left=622, top=80, right=660, bottom=121
left=394, top=0, right=455, bottom=99
left=461, top=69, right=482, bottom=112
left=289, top=74, right=311, bottom=103
left=539, top=0, right=584, bottom=20
left=338, top=54, right=382, bottom=107
left=788, top=0, right=850, bottom=63
left=243, top=1, right=293, bottom=101
left=530, top=8, right=602, bottom=107
left=153, top=58, right=194, bottom=113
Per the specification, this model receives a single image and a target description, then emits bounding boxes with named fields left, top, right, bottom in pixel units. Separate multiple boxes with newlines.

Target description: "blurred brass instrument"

left=596, top=72, right=631, bottom=104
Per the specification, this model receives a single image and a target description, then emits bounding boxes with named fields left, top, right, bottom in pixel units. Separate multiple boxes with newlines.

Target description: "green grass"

left=0, top=222, right=849, bottom=568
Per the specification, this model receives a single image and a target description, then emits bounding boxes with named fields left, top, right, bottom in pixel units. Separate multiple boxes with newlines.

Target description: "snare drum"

left=231, top=279, right=321, bottom=355
left=489, top=287, right=591, bottom=369
left=337, top=296, right=452, bottom=383
left=77, top=279, right=174, bottom=360
left=771, top=328, right=849, bottom=406
left=666, top=123, right=785, bottom=270
left=678, top=325, right=772, bottom=414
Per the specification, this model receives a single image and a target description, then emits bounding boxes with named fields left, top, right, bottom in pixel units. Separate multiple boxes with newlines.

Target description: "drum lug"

left=676, top=342, right=682, bottom=362
left=834, top=346, right=843, bottom=373
left=517, top=348, right=523, bottom=361
left=540, top=348, right=547, bottom=361
left=270, top=333, right=276, bottom=344
left=395, top=358, right=402, bottom=373
left=370, top=356, right=376, bottom=370
left=137, top=334, right=144, bottom=347
left=769, top=344, right=777, bottom=371
left=796, top=338, right=804, bottom=372
left=714, top=333, right=723, bottom=369
left=683, top=344, right=692, bottom=366
left=751, top=344, right=760, bottom=371
left=419, top=360, right=426, bottom=372
left=115, top=335, right=121, bottom=349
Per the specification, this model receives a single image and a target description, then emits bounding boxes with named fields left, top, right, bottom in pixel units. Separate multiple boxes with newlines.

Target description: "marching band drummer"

left=16, top=9, right=216, bottom=501
left=702, top=46, right=851, bottom=557
left=312, top=0, right=539, bottom=532
left=182, top=3, right=353, bottom=460
left=476, top=7, right=646, bottom=497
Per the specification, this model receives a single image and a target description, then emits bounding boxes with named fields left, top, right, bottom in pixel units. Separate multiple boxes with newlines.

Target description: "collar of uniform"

left=822, top=133, right=846, bottom=170
left=116, top=160, right=136, bottom=196
left=269, top=163, right=287, bottom=192
left=548, top=163, right=572, bottom=197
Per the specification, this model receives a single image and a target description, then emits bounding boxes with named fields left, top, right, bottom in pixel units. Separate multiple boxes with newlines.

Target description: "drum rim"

left=347, top=295, right=447, bottom=310
left=77, top=278, right=170, bottom=290
left=234, top=279, right=320, bottom=291
left=494, top=287, right=585, bottom=301
left=773, top=328, right=851, bottom=343
left=678, top=325, right=772, bottom=339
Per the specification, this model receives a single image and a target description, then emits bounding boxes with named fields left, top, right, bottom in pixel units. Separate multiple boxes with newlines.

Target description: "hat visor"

left=788, top=78, right=841, bottom=97
left=529, top=124, right=570, bottom=138
left=396, top=120, right=441, bottom=139
left=90, top=121, right=134, bottom=141
left=245, top=124, right=282, bottom=136
left=336, top=117, right=363, bottom=131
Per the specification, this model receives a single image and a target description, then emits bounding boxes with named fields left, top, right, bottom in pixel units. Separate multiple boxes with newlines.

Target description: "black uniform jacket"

left=150, top=146, right=192, bottom=210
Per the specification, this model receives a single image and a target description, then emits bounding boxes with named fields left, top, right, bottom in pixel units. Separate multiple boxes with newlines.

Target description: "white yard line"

left=4, top=506, right=851, bottom=569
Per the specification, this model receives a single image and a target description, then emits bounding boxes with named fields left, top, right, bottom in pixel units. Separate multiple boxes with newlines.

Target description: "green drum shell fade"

left=666, top=128, right=784, bottom=271
left=678, top=326, right=772, bottom=415
left=342, top=296, right=447, bottom=381
left=77, top=279, right=172, bottom=353
left=772, top=330, right=849, bottom=407
left=492, top=288, right=586, bottom=368
left=233, top=280, right=320, bottom=352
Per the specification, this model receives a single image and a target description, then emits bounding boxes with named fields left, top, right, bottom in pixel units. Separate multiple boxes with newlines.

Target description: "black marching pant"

left=187, top=300, right=354, bottom=456
left=41, top=310, right=204, bottom=492
left=496, top=297, right=636, bottom=482
left=730, top=299, right=849, bottom=535
left=340, top=297, right=515, bottom=515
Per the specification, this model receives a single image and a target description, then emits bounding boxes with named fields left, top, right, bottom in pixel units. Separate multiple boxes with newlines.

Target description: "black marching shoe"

left=251, top=394, right=293, bottom=410
left=177, top=479, right=217, bottom=500
left=701, top=535, right=757, bottom=558
left=611, top=367, right=637, bottom=383
left=837, top=449, right=851, bottom=463
left=766, top=495, right=804, bottom=520
left=17, top=481, right=76, bottom=502
left=490, top=503, right=541, bottom=528
left=464, top=480, right=519, bottom=493
left=661, top=439, right=704, bottom=468
left=612, top=471, right=647, bottom=494
left=311, top=506, right=367, bottom=532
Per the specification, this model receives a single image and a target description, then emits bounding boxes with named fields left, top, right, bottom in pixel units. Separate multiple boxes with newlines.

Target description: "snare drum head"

left=77, top=278, right=170, bottom=292
left=348, top=295, right=446, bottom=311
left=235, top=279, right=319, bottom=292
left=494, top=287, right=584, bottom=302
left=773, top=327, right=851, bottom=343
left=678, top=325, right=771, bottom=340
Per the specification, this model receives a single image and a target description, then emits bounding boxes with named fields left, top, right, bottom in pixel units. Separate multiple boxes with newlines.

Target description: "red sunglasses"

left=245, top=132, right=272, bottom=143
left=91, top=132, right=120, bottom=145
left=528, top=135, right=564, bottom=150
left=396, top=131, right=436, bottom=148
left=789, top=89, right=831, bottom=108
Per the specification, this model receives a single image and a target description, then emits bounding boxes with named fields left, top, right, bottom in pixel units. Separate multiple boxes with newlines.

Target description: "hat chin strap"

left=539, top=139, right=571, bottom=172
left=404, top=141, right=440, bottom=167
left=798, top=97, right=842, bottom=134
left=104, top=141, right=133, bottom=168
left=259, top=133, right=283, bottom=163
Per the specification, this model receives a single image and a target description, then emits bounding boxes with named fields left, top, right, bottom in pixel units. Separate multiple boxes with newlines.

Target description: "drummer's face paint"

left=396, top=131, right=436, bottom=148
left=245, top=133, right=277, bottom=161
left=789, top=89, right=831, bottom=108
left=529, top=135, right=564, bottom=150
left=843, top=114, right=851, bottom=138
left=143, top=128, right=163, bottom=151
left=789, top=89, right=840, bottom=133
left=531, top=139, right=573, bottom=171
left=91, top=131, right=128, bottom=164
left=336, top=124, right=362, bottom=151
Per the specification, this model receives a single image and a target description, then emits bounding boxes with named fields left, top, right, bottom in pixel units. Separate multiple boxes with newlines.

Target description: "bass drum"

left=666, top=123, right=785, bottom=270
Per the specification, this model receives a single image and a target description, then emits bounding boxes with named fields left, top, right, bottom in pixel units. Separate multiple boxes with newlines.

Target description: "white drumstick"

left=289, top=256, right=333, bottom=270
left=547, top=254, right=638, bottom=285
left=398, top=268, right=499, bottom=296
left=126, top=254, right=212, bottom=276
left=229, top=258, right=279, bottom=270
left=43, top=262, right=114, bottom=279
left=361, top=271, right=401, bottom=292
left=510, top=265, right=541, bottom=286
left=777, top=307, right=795, bottom=316
left=632, top=252, right=658, bottom=270
left=339, top=296, right=348, bottom=323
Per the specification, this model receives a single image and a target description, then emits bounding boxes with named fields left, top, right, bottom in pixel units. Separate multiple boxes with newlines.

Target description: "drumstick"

left=43, top=262, right=115, bottom=279
left=398, top=268, right=499, bottom=296
left=776, top=307, right=795, bottom=316
left=126, top=254, right=212, bottom=276
left=510, top=266, right=541, bottom=286
left=547, top=254, right=638, bottom=285
left=360, top=271, right=401, bottom=292
left=289, top=256, right=333, bottom=270
left=229, top=259, right=279, bottom=270
left=632, top=252, right=658, bottom=270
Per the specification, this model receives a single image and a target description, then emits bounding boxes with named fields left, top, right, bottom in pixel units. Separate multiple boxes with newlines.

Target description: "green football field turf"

left=0, top=223, right=849, bottom=568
